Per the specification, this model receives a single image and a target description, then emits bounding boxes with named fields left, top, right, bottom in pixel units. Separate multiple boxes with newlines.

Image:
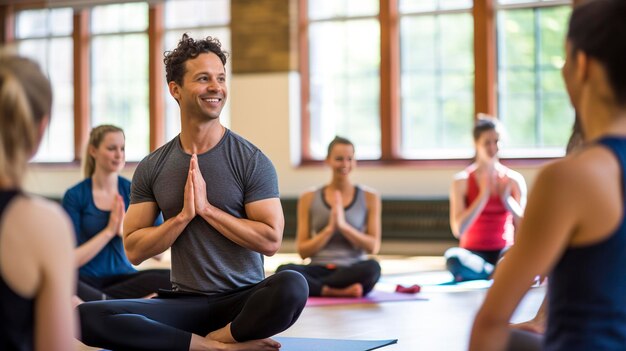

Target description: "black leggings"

left=78, top=270, right=308, bottom=351
left=275, top=259, right=381, bottom=296
left=78, top=269, right=172, bottom=301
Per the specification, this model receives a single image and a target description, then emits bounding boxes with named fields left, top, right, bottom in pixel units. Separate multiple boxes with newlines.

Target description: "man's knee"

left=77, top=301, right=107, bottom=344
left=272, top=270, right=309, bottom=305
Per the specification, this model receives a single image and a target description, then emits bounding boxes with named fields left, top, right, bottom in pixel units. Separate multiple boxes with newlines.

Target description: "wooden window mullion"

left=380, top=0, right=400, bottom=160
left=473, top=0, right=497, bottom=118
left=73, top=9, right=90, bottom=162
left=148, top=3, right=164, bottom=151
left=299, top=0, right=312, bottom=161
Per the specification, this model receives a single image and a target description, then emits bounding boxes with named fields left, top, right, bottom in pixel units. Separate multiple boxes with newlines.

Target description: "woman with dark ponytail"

left=471, top=0, right=626, bottom=349
left=446, top=116, right=527, bottom=282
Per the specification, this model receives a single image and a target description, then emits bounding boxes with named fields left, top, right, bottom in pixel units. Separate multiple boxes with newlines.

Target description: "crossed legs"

left=78, top=270, right=308, bottom=351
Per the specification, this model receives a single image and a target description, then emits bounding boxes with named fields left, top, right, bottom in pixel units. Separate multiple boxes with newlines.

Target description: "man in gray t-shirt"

left=78, top=34, right=308, bottom=351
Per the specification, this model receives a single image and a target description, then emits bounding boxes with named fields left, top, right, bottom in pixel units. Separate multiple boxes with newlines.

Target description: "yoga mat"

left=274, top=337, right=398, bottom=351
left=306, top=290, right=426, bottom=307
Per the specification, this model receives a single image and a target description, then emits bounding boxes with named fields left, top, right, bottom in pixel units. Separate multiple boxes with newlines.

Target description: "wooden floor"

left=278, top=285, right=545, bottom=350
left=77, top=253, right=545, bottom=351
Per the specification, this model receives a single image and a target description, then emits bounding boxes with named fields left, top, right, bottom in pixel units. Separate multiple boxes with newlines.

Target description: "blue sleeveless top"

left=545, top=137, right=626, bottom=350
left=0, top=190, right=34, bottom=351
left=62, top=177, right=136, bottom=277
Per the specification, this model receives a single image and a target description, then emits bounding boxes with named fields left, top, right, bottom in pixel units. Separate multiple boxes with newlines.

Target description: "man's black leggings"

left=78, top=269, right=171, bottom=301
left=78, top=270, right=308, bottom=351
left=275, top=259, right=381, bottom=296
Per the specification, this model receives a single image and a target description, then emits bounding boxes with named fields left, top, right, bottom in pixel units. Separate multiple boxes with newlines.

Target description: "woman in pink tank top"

left=446, top=116, right=527, bottom=282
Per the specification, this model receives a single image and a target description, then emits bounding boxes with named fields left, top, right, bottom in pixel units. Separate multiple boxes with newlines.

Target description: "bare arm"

left=296, top=191, right=334, bottom=259
left=500, top=171, right=527, bottom=224
left=198, top=197, right=284, bottom=256
left=190, top=154, right=284, bottom=256
left=123, top=169, right=196, bottom=265
left=123, top=201, right=193, bottom=265
left=470, top=163, right=579, bottom=351
left=449, top=174, right=490, bottom=238
left=336, top=190, right=381, bottom=254
left=34, top=206, right=77, bottom=351
left=2, top=198, right=77, bottom=351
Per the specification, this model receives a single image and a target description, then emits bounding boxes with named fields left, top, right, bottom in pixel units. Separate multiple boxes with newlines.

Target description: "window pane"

left=399, top=0, right=473, bottom=13
left=498, top=9, right=535, bottom=67
left=541, top=96, right=573, bottom=147
left=91, top=3, right=148, bottom=34
left=498, top=0, right=568, bottom=5
left=163, top=29, right=231, bottom=142
left=16, top=8, right=73, bottom=38
left=500, top=94, right=536, bottom=147
left=19, top=38, right=74, bottom=162
left=16, top=6, right=74, bottom=163
left=308, top=19, right=380, bottom=159
left=497, top=5, right=572, bottom=154
left=165, top=0, right=229, bottom=28
left=308, top=0, right=379, bottom=20
left=91, top=34, right=149, bottom=161
left=400, top=13, right=474, bottom=158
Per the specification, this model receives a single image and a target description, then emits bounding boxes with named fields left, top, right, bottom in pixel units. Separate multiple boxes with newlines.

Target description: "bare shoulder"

left=299, top=189, right=316, bottom=201
left=298, top=190, right=316, bottom=208
left=453, top=169, right=470, bottom=181
left=5, top=196, right=74, bottom=246
left=451, top=170, right=469, bottom=194
left=568, top=144, right=620, bottom=186
left=360, top=185, right=380, bottom=200
left=534, top=146, right=612, bottom=192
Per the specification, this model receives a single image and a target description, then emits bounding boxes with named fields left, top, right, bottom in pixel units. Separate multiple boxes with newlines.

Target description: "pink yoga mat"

left=305, top=290, right=427, bottom=307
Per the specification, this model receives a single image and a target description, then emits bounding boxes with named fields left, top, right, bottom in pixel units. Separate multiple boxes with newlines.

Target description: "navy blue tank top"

left=545, top=137, right=626, bottom=350
left=0, top=190, right=35, bottom=351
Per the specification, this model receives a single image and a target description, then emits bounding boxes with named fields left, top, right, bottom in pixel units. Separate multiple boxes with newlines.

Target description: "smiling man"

left=77, top=34, right=308, bottom=351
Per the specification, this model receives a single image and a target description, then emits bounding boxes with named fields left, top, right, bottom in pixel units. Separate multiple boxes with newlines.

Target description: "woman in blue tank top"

left=471, top=1, right=626, bottom=350
left=63, top=125, right=170, bottom=302
left=0, top=55, right=76, bottom=350
left=276, top=136, right=382, bottom=297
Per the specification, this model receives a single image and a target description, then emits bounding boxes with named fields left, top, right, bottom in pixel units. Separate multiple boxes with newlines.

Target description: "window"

left=15, top=8, right=74, bottom=162
left=496, top=0, right=573, bottom=157
left=303, top=0, right=574, bottom=161
left=9, top=1, right=233, bottom=164
left=399, top=0, right=474, bottom=159
left=163, top=0, right=231, bottom=142
left=306, top=0, right=381, bottom=160
left=91, top=2, right=149, bottom=161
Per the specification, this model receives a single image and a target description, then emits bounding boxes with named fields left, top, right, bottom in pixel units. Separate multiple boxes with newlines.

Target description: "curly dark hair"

left=163, top=33, right=229, bottom=86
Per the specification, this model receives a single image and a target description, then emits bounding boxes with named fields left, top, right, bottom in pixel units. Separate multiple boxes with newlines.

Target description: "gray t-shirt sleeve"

left=130, top=156, right=156, bottom=204
left=244, top=149, right=279, bottom=204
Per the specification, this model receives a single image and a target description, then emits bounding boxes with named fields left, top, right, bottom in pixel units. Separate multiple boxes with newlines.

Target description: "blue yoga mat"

left=274, top=337, right=398, bottom=351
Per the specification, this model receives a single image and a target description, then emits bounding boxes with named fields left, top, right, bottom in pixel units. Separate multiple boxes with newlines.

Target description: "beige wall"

left=24, top=71, right=543, bottom=199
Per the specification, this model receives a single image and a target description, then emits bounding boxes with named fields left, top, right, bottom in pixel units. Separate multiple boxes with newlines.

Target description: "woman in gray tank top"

left=276, top=137, right=382, bottom=297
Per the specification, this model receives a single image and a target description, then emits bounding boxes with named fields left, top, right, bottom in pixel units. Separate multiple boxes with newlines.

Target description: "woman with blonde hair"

left=0, top=55, right=76, bottom=350
left=63, top=125, right=169, bottom=302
